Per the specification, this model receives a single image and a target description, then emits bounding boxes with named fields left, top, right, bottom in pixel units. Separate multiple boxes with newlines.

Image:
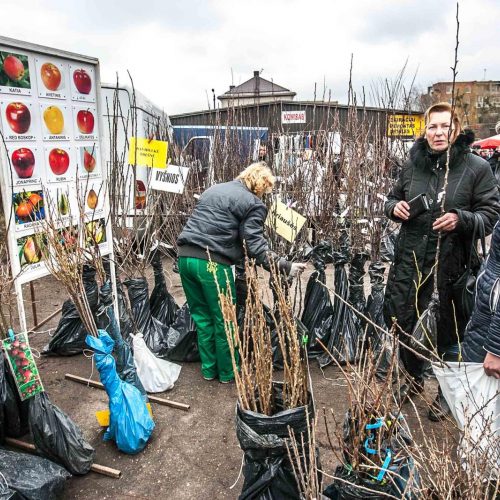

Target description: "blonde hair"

left=237, top=162, right=275, bottom=197
left=424, top=101, right=462, bottom=139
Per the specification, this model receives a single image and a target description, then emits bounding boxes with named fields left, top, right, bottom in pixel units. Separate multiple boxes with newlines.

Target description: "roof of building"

left=218, top=71, right=296, bottom=100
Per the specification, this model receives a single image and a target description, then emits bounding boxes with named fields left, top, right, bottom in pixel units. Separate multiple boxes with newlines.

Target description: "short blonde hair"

left=424, top=101, right=462, bottom=138
left=237, top=162, right=275, bottom=197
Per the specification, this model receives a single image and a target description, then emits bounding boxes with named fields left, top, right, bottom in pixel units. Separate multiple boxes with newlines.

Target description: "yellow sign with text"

left=387, top=114, right=425, bottom=138
left=128, top=137, right=168, bottom=168
left=266, top=198, right=307, bottom=242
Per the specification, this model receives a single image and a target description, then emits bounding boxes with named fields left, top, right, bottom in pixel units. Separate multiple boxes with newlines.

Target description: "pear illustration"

left=87, top=189, right=98, bottom=210
left=23, top=236, right=41, bottom=264
left=58, top=191, right=69, bottom=215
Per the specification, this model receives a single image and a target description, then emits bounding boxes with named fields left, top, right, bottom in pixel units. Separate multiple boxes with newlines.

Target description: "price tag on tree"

left=2, top=331, right=44, bottom=401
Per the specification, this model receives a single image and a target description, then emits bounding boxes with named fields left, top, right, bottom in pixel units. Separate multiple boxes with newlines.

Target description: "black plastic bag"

left=43, top=266, right=99, bottom=356
left=124, top=277, right=169, bottom=357
left=117, top=280, right=133, bottom=342
left=236, top=382, right=314, bottom=500
left=150, top=252, right=179, bottom=327
left=28, top=392, right=95, bottom=475
left=165, top=303, right=200, bottom=362
left=96, top=282, right=146, bottom=397
left=0, top=448, right=70, bottom=500
left=380, top=223, right=399, bottom=263
left=3, top=354, right=30, bottom=438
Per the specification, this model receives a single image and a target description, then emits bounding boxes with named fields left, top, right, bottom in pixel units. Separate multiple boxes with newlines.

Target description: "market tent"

left=472, top=134, right=500, bottom=149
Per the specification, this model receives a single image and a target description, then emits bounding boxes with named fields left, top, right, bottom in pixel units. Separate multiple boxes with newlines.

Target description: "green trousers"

left=178, top=256, right=238, bottom=382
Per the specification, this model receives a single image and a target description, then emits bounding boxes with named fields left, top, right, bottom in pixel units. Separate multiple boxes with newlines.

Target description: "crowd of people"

left=177, top=101, right=500, bottom=420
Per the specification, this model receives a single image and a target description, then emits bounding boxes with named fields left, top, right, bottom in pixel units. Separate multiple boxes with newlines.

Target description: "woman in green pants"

left=177, top=162, right=306, bottom=383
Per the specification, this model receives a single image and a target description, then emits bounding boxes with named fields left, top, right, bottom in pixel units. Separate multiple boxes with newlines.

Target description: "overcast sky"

left=1, top=0, right=498, bottom=114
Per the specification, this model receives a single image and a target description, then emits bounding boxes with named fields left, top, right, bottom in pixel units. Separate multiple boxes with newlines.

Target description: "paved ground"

left=9, top=259, right=445, bottom=499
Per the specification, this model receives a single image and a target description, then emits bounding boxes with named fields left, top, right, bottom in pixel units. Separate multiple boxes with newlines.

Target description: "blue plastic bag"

left=85, top=331, right=154, bottom=454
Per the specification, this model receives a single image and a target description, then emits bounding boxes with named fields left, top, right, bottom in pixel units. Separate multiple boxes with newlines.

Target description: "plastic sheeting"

left=43, top=266, right=99, bottom=356
left=131, top=333, right=181, bottom=393
left=433, top=362, right=500, bottom=470
left=236, top=383, right=314, bottom=500
left=165, top=303, right=200, bottom=363
left=85, top=331, right=154, bottom=454
left=302, top=242, right=334, bottom=358
left=150, top=252, right=179, bottom=327
left=124, top=277, right=169, bottom=357
left=116, top=280, right=133, bottom=342
left=28, top=392, right=95, bottom=475
left=0, top=448, right=70, bottom=500
left=96, top=282, right=146, bottom=398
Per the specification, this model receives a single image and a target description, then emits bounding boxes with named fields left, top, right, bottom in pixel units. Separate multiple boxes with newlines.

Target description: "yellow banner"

left=266, top=198, right=307, bottom=242
left=387, top=114, right=425, bottom=138
left=128, top=137, right=168, bottom=168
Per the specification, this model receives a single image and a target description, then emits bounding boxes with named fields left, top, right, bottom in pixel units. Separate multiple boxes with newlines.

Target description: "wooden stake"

left=64, top=373, right=190, bottom=411
left=4, top=437, right=122, bottom=479
left=28, top=306, right=63, bottom=333
left=29, top=281, right=38, bottom=326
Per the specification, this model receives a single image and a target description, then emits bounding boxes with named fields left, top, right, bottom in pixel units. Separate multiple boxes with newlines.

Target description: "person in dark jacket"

left=177, top=162, right=306, bottom=383
left=383, top=102, right=500, bottom=419
left=462, top=221, right=500, bottom=378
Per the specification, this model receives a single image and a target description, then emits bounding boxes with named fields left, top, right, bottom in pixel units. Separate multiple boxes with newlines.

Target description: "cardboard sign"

left=151, top=164, right=189, bottom=194
left=281, top=110, right=306, bottom=124
left=387, top=114, right=425, bottom=138
left=266, top=198, right=306, bottom=242
left=2, top=332, right=44, bottom=401
left=128, top=137, right=168, bottom=169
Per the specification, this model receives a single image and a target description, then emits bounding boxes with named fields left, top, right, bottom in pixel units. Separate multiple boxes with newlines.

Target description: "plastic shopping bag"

left=432, top=362, right=499, bottom=471
left=131, top=333, right=181, bottom=393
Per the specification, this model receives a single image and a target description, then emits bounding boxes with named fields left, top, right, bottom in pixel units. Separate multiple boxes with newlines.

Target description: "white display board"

left=0, top=37, right=115, bottom=332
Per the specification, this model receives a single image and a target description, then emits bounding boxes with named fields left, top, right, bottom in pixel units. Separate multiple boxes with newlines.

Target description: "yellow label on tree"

left=266, top=198, right=307, bottom=242
left=128, top=137, right=168, bottom=169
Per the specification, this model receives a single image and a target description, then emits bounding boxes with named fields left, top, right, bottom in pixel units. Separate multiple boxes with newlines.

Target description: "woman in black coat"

left=383, top=102, right=500, bottom=418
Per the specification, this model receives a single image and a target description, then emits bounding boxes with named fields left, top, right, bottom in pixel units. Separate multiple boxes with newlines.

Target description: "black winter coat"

left=383, top=132, right=500, bottom=348
left=462, top=221, right=500, bottom=361
left=177, top=179, right=291, bottom=273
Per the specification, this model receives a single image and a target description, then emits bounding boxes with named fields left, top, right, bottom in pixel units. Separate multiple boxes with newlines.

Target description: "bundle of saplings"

left=220, top=261, right=316, bottom=499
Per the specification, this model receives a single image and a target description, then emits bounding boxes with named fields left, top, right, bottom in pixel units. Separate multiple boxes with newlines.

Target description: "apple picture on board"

left=11, top=148, right=35, bottom=178
left=84, top=148, right=96, bottom=172
left=5, top=102, right=31, bottom=134
left=48, top=148, right=70, bottom=175
left=73, top=69, right=91, bottom=94
left=40, top=62, right=61, bottom=91
left=3, top=55, right=25, bottom=81
left=76, top=109, right=94, bottom=134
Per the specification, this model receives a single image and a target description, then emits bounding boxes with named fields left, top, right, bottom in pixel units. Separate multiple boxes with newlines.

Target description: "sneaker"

left=428, top=389, right=451, bottom=421
left=219, top=379, right=234, bottom=384
left=203, top=376, right=216, bottom=381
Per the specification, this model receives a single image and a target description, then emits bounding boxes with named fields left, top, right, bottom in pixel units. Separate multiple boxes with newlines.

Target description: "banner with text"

left=266, top=198, right=306, bottom=242
left=151, top=164, right=189, bottom=194
left=128, top=137, right=168, bottom=168
left=281, top=110, right=306, bottom=124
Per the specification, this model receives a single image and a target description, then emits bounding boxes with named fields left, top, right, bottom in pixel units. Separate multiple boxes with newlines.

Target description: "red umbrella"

left=472, top=134, right=500, bottom=149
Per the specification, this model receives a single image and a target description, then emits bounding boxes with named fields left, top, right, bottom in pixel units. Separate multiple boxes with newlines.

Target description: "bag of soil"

left=131, top=333, right=181, bottom=392
left=2, top=353, right=30, bottom=439
left=0, top=448, right=70, bottom=500
left=301, top=245, right=334, bottom=358
left=96, top=281, right=147, bottom=398
left=164, top=303, right=200, bottom=362
left=323, top=411, right=420, bottom=499
left=124, top=277, right=169, bottom=357
left=28, top=392, right=95, bottom=475
left=43, top=266, right=99, bottom=356
left=85, top=331, right=154, bottom=454
left=236, top=382, right=314, bottom=500
left=150, top=252, right=179, bottom=327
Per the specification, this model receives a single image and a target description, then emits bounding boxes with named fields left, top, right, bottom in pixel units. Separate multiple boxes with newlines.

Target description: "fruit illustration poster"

left=0, top=99, right=39, bottom=141
left=35, top=57, right=67, bottom=100
left=2, top=333, right=44, bottom=401
left=12, top=189, right=45, bottom=231
left=43, top=145, right=75, bottom=183
left=0, top=50, right=33, bottom=96
left=78, top=144, right=101, bottom=179
left=40, top=102, right=72, bottom=140
left=17, top=233, right=46, bottom=272
left=6, top=144, right=44, bottom=187
left=72, top=104, right=97, bottom=141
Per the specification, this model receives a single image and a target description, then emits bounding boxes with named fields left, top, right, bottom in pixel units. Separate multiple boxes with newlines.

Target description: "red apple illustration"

left=49, top=148, right=70, bottom=175
left=5, top=102, right=31, bottom=134
left=3, top=55, right=25, bottom=81
left=73, top=69, right=91, bottom=94
left=84, top=149, right=96, bottom=172
left=76, top=109, right=94, bottom=134
left=11, top=148, right=35, bottom=178
left=40, top=62, right=61, bottom=91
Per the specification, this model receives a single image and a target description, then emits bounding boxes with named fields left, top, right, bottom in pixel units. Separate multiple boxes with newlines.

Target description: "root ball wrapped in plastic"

left=150, top=251, right=179, bottom=327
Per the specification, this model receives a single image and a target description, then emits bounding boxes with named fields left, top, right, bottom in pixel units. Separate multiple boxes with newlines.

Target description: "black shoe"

left=395, top=379, right=424, bottom=404
left=428, top=389, right=451, bottom=421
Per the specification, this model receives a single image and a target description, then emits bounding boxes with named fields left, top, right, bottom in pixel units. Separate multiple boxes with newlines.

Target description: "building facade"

left=427, top=81, right=500, bottom=138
